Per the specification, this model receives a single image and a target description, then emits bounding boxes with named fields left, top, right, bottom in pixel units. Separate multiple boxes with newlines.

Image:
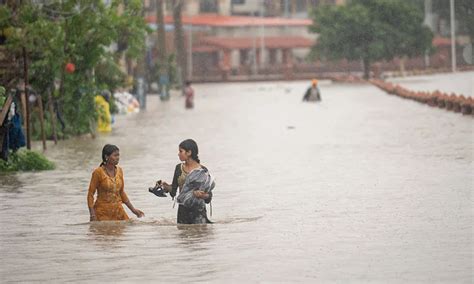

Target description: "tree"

left=172, top=0, right=186, bottom=90
left=309, top=0, right=433, bottom=79
left=156, top=0, right=167, bottom=70
left=432, top=0, right=474, bottom=45
left=0, top=0, right=149, bottom=137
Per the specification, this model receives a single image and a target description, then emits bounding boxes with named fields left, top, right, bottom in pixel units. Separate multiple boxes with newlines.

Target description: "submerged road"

left=1, top=73, right=472, bottom=282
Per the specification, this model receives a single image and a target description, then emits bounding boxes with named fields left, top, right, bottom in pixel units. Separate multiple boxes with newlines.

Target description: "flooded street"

left=1, top=75, right=472, bottom=282
left=388, top=71, right=474, bottom=97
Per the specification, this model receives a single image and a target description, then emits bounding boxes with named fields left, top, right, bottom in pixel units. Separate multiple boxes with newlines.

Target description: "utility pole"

left=450, top=0, right=456, bottom=72
left=259, top=0, right=265, bottom=67
left=423, top=0, right=433, bottom=68
left=252, top=30, right=257, bottom=75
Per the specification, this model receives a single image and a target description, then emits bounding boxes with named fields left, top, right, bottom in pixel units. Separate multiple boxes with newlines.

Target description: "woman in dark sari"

left=158, top=139, right=214, bottom=224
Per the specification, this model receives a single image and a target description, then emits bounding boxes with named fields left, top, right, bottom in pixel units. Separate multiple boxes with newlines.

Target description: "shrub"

left=0, top=150, right=55, bottom=172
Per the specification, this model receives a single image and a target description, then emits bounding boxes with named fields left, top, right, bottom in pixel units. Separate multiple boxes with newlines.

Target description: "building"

left=144, top=0, right=328, bottom=81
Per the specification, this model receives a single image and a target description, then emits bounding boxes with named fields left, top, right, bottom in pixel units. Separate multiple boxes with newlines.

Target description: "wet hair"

left=179, top=139, right=200, bottom=163
left=100, top=144, right=119, bottom=166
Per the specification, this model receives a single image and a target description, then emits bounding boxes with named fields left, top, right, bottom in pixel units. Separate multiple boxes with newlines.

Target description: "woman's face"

left=178, top=147, right=190, bottom=162
left=106, top=150, right=120, bottom=166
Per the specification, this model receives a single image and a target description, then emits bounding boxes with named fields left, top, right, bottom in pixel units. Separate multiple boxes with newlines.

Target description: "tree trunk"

left=47, top=88, right=58, bottom=144
left=362, top=57, right=370, bottom=79
left=157, top=0, right=167, bottom=71
left=172, top=0, right=186, bottom=91
left=399, top=56, right=407, bottom=77
left=22, top=47, right=31, bottom=150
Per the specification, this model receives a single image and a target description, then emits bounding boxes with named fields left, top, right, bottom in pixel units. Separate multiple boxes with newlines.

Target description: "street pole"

left=259, top=0, right=265, bottom=68
left=450, top=0, right=456, bottom=72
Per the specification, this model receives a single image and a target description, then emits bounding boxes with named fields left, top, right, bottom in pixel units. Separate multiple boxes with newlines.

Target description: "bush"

left=0, top=149, right=55, bottom=172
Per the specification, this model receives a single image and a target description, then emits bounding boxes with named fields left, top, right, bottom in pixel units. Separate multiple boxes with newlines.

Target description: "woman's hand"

left=193, top=190, right=209, bottom=199
left=89, top=208, right=97, bottom=222
left=133, top=208, right=145, bottom=218
left=161, top=181, right=171, bottom=192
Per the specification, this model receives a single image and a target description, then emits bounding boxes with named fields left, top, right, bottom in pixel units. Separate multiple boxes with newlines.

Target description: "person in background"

left=302, top=79, right=322, bottom=102
left=87, top=144, right=144, bottom=221
left=94, top=92, right=112, bottom=132
left=184, top=81, right=194, bottom=109
left=156, top=139, right=214, bottom=224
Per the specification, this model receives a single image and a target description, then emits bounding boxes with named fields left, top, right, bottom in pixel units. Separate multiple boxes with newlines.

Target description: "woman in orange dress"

left=87, top=144, right=144, bottom=221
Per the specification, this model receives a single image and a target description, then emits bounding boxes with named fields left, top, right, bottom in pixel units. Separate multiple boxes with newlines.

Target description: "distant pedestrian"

left=184, top=81, right=194, bottom=109
left=303, top=79, right=322, bottom=102
left=87, top=144, right=144, bottom=221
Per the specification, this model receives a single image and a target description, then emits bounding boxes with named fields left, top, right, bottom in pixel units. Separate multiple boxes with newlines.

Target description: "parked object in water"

left=113, top=91, right=140, bottom=114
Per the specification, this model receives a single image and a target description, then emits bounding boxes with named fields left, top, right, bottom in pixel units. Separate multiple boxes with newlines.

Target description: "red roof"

left=432, top=36, right=454, bottom=46
left=192, top=45, right=219, bottom=52
left=199, top=36, right=314, bottom=49
left=146, top=14, right=312, bottom=27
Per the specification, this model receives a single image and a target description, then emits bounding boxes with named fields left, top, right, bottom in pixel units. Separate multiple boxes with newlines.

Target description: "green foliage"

left=0, top=85, right=5, bottom=106
left=1, top=0, right=148, bottom=137
left=0, top=150, right=55, bottom=172
left=432, top=0, right=474, bottom=44
left=112, top=0, right=151, bottom=59
left=310, top=0, right=433, bottom=78
left=95, top=55, right=126, bottom=93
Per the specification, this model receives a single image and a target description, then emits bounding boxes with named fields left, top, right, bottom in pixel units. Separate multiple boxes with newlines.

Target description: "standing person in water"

left=302, top=79, right=322, bottom=102
left=157, top=139, right=215, bottom=224
left=87, top=144, right=144, bottom=221
left=184, top=81, right=194, bottom=109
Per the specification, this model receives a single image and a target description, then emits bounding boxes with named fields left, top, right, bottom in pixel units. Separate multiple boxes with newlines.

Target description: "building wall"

left=213, top=25, right=314, bottom=39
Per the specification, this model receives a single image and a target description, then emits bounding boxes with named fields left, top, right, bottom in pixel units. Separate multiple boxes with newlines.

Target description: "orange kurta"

left=87, top=166, right=130, bottom=221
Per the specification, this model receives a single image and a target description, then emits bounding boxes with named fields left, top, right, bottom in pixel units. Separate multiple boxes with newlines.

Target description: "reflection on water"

left=0, top=174, right=23, bottom=193
left=176, top=224, right=215, bottom=246
left=0, top=76, right=472, bottom=282
left=88, top=221, right=129, bottom=237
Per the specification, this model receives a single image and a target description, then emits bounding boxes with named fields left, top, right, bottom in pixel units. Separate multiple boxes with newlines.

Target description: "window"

left=200, top=0, right=218, bottom=13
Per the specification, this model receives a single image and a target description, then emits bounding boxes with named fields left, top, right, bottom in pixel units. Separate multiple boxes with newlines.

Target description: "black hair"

left=185, top=81, right=192, bottom=86
left=100, top=144, right=119, bottom=166
left=179, top=139, right=200, bottom=163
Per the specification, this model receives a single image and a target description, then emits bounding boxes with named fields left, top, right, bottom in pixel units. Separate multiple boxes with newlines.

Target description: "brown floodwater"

left=1, top=75, right=472, bottom=282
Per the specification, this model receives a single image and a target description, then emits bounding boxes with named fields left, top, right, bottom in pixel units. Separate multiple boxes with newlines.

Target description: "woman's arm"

left=169, top=164, right=181, bottom=198
left=120, top=168, right=144, bottom=217
left=87, top=171, right=99, bottom=221
left=193, top=190, right=212, bottom=202
left=124, top=200, right=144, bottom=217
